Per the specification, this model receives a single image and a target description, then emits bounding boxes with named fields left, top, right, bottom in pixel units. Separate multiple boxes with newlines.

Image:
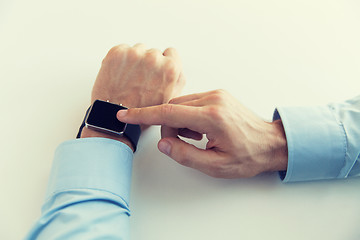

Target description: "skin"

left=81, top=43, right=186, bottom=151
left=117, top=89, right=288, bottom=178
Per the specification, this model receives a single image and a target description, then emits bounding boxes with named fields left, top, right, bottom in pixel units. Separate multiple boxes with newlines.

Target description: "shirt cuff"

left=45, top=138, right=134, bottom=205
left=273, top=106, right=346, bottom=182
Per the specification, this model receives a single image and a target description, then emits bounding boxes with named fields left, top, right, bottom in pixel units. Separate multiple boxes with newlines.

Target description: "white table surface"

left=1, top=0, right=360, bottom=239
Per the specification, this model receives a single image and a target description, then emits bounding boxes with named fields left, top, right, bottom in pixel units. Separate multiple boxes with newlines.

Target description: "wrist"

left=263, top=120, right=288, bottom=172
left=81, top=127, right=135, bottom=152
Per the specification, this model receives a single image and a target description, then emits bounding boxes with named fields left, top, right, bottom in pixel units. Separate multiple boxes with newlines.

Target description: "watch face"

left=85, top=100, right=127, bottom=135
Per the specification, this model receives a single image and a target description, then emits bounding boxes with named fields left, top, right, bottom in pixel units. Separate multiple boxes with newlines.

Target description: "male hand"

left=91, top=43, right=185, bottom=108
left=117, top=89, right=288, bottom=178
left=81, top=44, right=185, bottom=149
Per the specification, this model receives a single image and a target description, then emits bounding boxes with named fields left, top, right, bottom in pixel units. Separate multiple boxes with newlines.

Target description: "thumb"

left=157, top=137, right=215, bottom=173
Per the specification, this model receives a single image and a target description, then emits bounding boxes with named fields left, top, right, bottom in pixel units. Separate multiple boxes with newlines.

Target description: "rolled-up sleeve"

left=274, top=95, right=360, bottom=182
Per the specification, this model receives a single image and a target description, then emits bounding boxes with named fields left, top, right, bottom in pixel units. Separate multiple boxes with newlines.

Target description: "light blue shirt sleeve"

left=25, top=138, right=133, bottom=240
left=274, top=95, right=360, bottom=182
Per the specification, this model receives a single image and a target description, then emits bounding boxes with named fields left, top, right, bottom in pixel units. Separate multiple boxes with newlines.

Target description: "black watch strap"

left=76, top=106, right=141, bottom=152
left=123, top=123, right=141, bottom=151
left=76, top=106, right=91, bottom=139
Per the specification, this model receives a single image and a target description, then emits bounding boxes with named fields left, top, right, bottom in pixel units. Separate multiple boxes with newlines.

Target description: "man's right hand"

left=117, top=89, right=288, bottom=178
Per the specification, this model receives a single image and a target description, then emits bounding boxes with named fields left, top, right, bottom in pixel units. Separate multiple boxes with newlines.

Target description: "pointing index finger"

left=117, top=104, right=208, bottom=133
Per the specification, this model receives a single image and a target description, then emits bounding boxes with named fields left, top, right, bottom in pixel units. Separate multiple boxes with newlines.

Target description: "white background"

left=1, top=0, right=360, bottom=239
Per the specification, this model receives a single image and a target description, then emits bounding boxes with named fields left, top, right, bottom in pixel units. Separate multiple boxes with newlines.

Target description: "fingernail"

left=117, top=109, right=128, bottom=118
left=158, top=140, right=171, bottom=156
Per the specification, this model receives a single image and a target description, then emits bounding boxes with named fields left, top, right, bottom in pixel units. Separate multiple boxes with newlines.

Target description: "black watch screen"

left=85, top=100, right=127, bottom=135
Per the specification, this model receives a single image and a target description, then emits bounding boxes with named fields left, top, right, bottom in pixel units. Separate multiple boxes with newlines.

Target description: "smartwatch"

left=76, top=99, right=141, bottom=151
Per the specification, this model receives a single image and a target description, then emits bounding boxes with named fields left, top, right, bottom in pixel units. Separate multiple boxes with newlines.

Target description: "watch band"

left=76, top=106, right=91, bottom=139
left=76, top=106, right=141, bottom=152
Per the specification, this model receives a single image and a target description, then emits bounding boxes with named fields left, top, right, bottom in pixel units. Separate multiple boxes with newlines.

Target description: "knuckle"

left=107, top=46, right=118, bottom=56
left=206, top=106, right=224, bottom=122
left=108, top=44, right=127, bottom=55
left=133, top=42, right=146, bottom=48
left=160, top=104, right=174, bottom=122
left=208, top=94, right=224, bottom=104
left=127, top=48, right=142, bottom=61
left=107, top=46, right=119, bottom=54
left=210, top=89, right=228, bottom=103
left=144, top=50, right=160, bottom=65
left=213, top=89, right=228, bottom=95
left=103, top=45, right=128, bottom=63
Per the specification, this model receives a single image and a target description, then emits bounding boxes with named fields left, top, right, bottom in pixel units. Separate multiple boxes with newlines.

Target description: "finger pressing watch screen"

left=85, top=100, right=128, bottom=135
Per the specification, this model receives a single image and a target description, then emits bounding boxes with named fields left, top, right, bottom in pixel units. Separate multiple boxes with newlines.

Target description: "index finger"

left=117, top=104, right=209, bottom=133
